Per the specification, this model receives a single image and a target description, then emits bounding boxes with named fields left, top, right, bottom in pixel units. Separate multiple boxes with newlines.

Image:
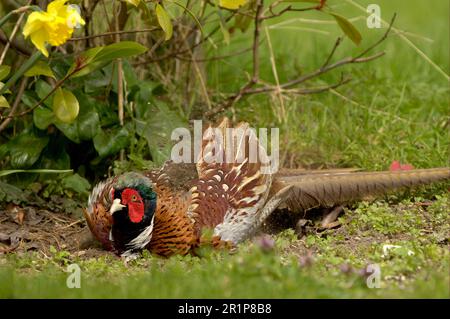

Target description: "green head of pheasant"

left=84, top=172, right=158, bottom=258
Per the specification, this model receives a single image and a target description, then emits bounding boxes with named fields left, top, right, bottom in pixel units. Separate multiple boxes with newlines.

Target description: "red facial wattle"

left=121, top=188, right=145, bottom=223
left=127, top=201, right=145, bottom=223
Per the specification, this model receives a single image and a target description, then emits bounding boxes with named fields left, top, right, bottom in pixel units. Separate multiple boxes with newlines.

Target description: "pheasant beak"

left=110, top=198, right=126, bottom=215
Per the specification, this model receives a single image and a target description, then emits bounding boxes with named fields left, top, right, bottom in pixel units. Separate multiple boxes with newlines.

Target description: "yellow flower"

left=23, top=0, right=85, bottom=57
left=219, top=0, right=248, bottom=10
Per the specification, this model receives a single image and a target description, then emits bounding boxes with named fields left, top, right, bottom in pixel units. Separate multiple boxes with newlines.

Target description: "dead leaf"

left=0, top=232, right=10, bottom=242
left=5, top=203, right=26, bottom=225
left=17, top=210, right=25, bottom=225
left=24, top=207, right=43, bottom=225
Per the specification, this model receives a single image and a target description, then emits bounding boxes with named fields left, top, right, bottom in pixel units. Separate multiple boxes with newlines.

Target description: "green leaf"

left=35, top=80, right=53, bottom=108
left=93, top=126, right=130, bottom=158
left=69, top=42, right=147, bottom=78
left=0, top=51, right=42, bottom=96
left=54, top=121, right=80, bottom=143
left=53, top=88, right=80, bottom=124
left=94, top=41, right=148, bottom=62
left=330, top=12, right=362, bottom=45
left=0, top=95, right=9, bottom=108
left=61, top=174, right=91, bottom=195
left=8, top=133, right=49, bottom=168
left=135, top=102, right=186, bottom=165
left=0, top=181, right=27, bottom=203
left=68, top=47, right=104, bottom=78
left=24, top=61, right=55, bottom=78
left=0, top=65, right=11, bottom=81
left=0, top=169, right=73, bottom=178
left=33, top=106, right=55, bottom=129
left=77, top=110, right=100, bottom=140
left=38, top=142, right=71, bottom=173
left=156, top=4, right=173, bottom=41
left=0, top=82, right=12, bottom=94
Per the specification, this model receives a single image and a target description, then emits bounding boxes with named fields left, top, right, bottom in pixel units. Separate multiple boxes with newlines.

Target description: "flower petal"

left=30, top=29, right=50, bottom=57
left=23, top=0, right=84, bottom=56
left=47, top=0, right=68, bottom=15
left=23, top=11, right=52, bottom=38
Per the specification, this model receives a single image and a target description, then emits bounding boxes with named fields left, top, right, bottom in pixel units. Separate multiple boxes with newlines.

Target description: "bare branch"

left=354, top=13, right=397, bottom=60
left=270, top=75, right=351, bottom=95
left=274, top=52, right=385, bottom=91
left=252, top=0, right=264, bottom=83
left=175, top=46, right=254, bottom=63
left=263, top=0, right=320, bottom=20
left=321, top=37, right=342, bottom=70
left=68, top=28, right=160, bottom=42
left=0, top=0, right=31, bottom=65
left=0, top=64, right=83, bottom=121
left=134, top=13, right=236, bottom=65
left=0, top=77, right=28, bottom=133
left=0, top=31, right=31, bottom=57
left=205, top=13, right=397, bottom=118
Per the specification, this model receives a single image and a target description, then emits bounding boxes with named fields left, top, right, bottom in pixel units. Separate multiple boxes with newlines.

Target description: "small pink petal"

left=389, top=161, right=401, bottom=171
left=390, top=161, right=414, bottom=171
left=400, top=164, right=414, bottom=170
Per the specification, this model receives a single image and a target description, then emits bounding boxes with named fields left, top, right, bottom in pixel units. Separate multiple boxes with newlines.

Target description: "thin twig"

left=0, top=31, right=31, bottom=56
left=134, top=12, right=236, bottom=65
left=263, top=0, right=320, bottom=20
left=252, top=0, right=264, bottom=83
left=0, top=0, right=31, bottom=65
left=0, top=66, right=82, bottom=120
left=68, top=28, right=160, bottom=41
left=321, top=37, right=342, bottom=69
left=275, top=52, right=384, bottom=91
left=57, top=219, right=84, bottom=230
left=115, top=0, right=125, bottom=161
left=353, top=13, right=396, bottom=60
left=284, top=75, right=351, bottom=95
left=174, top=46, right=254, bottom=63
left=0, top=77, right=28, bottom=133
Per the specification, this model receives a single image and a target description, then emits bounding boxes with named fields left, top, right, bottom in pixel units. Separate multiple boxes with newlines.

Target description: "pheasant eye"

left=131, top=195, right=137, bottom=201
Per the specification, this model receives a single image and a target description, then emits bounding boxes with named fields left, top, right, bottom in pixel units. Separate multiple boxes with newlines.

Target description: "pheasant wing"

left=188, top=118, right=273, bottom=244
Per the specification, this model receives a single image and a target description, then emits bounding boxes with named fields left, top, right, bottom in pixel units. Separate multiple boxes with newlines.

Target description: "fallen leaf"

left=17, top=210, right=25, bottom=225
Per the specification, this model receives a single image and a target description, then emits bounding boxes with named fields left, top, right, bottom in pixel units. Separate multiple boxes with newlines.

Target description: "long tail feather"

left=272, top=167, right=449, bottom=211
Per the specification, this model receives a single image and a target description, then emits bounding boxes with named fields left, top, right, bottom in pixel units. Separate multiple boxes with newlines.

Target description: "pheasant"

left=83, top=119, right=450, bottom=259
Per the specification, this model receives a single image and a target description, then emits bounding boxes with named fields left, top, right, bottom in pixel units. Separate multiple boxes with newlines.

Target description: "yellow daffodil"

left=219, top=0, right=248, bottom=10
left=23, top=0, right=85, bottom=57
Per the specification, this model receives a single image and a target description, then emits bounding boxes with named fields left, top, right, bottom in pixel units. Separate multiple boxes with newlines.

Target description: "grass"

left=1, top=193, right=448, bottom=298
left=0, top=0, right=449, bottom=298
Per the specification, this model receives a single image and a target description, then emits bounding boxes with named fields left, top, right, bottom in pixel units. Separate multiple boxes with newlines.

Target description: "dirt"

left=0, top=202, right=107, bottom=258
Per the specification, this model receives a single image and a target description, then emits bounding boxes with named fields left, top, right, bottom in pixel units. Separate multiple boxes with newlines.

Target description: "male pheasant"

left=83, top=119, right=450, bottom=259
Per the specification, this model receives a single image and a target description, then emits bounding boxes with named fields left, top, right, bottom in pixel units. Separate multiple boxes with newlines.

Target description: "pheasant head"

left=84, top=172, right=157, bottom=257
